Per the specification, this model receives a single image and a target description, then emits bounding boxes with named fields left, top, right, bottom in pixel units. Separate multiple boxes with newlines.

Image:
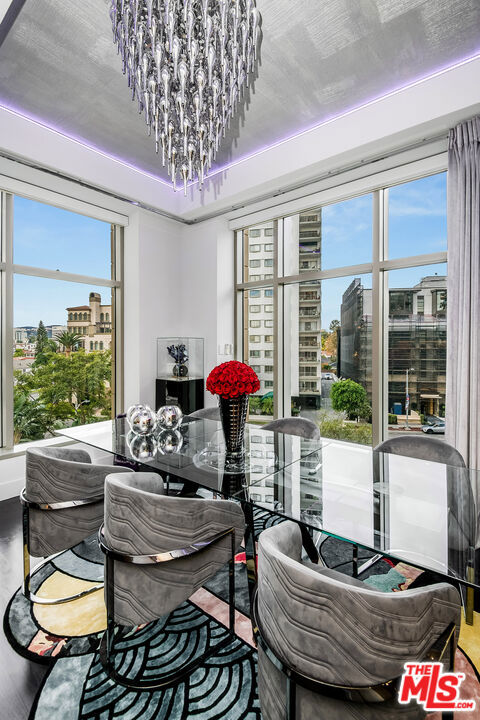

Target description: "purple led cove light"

left=194, top=49, right=480, bottom=187
left=0, top=49, right=479, bottom=192
left=0, top=102, right=173, bottom=188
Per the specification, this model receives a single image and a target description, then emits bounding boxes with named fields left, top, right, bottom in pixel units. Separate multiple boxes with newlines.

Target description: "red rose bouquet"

left=206, top=360, right=260, bottom=399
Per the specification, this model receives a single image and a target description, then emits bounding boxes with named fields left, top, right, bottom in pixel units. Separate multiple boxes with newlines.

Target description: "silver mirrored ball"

left=127, top=404, right=145, bottom=425
left=156, top=405, right=183, bottom=430
left=129, top=406, right=157, bottom=435
left=157, top=429, right=184, bottom=455
left=127, top=433, right=157, bottom=461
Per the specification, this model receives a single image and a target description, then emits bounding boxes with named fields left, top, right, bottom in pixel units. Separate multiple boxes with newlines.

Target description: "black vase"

left=219, top=395, right=249, bottom=461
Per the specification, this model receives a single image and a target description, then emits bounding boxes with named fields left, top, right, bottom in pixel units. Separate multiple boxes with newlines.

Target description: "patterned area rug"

left=4, top=519, right=480, bottom=719
left=4, top=534, right=260, bottom=719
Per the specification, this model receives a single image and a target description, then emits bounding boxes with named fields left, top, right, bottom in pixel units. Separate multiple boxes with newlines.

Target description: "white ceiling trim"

left=0, top=170, right=129, bottom=226
left=226, top=147, right=447, bottom=231
left=0, top=54, right=478, bottom=226
left=177, top=53, right=480, bottom=221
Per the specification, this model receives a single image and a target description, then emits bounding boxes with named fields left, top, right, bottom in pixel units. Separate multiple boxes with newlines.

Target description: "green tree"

left=32, top=349, right=112, bottom=424
left=331, top=378, right=368, bottom=419
left=34, top=320, right=51, bottom=365
left=261, top=396, right=274, bottom=415
left=329, top=319, right=340, bottom=332
left=55, top=331, right=83, bottom=357
left=13, top=389, right=57, bottom=443
left=249, top=396, right=262, bottom=414
left=13, top=348, right=24, bottom=357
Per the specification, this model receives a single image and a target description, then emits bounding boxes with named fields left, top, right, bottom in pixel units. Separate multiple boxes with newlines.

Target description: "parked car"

left=321, top=373, right=338, bottom=381
left=422, top=422, right=445, bottom=434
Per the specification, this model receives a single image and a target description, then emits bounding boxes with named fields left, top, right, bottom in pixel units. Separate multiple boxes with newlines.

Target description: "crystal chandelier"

left=110, top=0, right=260, bottom=194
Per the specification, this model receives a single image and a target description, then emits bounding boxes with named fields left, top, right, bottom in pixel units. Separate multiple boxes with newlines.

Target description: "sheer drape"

left=447, top=116, right=480, bottom=469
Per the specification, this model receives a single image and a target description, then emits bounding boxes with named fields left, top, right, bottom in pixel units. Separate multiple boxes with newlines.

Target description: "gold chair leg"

left=466, top=566, right=475, bottom=626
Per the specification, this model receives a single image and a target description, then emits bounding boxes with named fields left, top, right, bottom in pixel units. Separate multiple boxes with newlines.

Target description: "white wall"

left=125, top=211, right=234, bottom=411
left=180, top=217, right=234, bottom=407
left=124, top=209, right=183, bottom=409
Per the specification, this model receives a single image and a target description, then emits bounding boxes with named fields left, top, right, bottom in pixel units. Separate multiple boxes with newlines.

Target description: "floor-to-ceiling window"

left=1, top=193, right=123, bottom=449
left=240, top=221, right=276, bottom=423
left=235, top=170, right=447, bottom=446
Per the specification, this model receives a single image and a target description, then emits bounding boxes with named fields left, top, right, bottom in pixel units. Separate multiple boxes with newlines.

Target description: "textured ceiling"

left=0, top=0, right=479, bottom=182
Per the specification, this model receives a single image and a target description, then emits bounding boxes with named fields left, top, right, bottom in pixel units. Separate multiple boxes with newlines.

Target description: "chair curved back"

left=257, top=522, right=460, bottom=693
left=375, top=435, right=465, bottom=467
left=375, top=435, right=474, bottom=559
left=25, top=446, right=132, bottom=556
left=104, top=472, right=245, bottom=626
left=262, top=417, right=320, bottom=440
left=189, top=406, right=220, bottom=421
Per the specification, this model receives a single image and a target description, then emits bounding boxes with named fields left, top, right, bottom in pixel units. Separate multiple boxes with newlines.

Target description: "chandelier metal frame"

left=110, top=0, right=260, bottom=194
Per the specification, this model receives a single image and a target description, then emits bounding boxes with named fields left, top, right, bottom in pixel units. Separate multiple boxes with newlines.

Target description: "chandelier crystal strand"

left=110, top=0, right=260, bottom=195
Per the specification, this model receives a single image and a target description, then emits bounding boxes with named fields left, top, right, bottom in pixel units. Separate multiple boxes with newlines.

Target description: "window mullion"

left=371, top=190, right=384, bottom=448
left=2, top=193, right=14, bottom=449
left=273, top=219, right=282, bottom=419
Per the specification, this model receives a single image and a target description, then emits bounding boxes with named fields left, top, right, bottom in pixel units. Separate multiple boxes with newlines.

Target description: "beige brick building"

left=66, top=292, right=112, bottom=352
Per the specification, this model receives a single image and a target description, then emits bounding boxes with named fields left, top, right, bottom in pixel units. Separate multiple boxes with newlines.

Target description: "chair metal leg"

left=357, top=552, right=383, bottom=576
left=286, top=673, right=296, bottom=720
left=241, top=500, right=258, bottom=641
left=99, top=528, right=238, bottom=690
left=465, top=565, right=475, bottom=625
left=299, top=524, right=319, bottom=564
left=22, top=504, right=103, bottom=605
left=229, top=530, right=236, bottom=635
left=352, top=544, right=358, bottom=578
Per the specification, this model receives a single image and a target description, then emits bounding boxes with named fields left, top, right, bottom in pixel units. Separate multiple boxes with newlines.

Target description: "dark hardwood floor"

left=0, top=497, right=46, bottom=720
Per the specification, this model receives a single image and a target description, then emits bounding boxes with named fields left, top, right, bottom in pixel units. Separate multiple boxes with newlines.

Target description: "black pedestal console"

left=155, top=377, right=204, bottom=414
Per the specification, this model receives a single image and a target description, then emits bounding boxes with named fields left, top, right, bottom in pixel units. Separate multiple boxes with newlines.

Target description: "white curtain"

left=447, top=116, right=480, bottom=469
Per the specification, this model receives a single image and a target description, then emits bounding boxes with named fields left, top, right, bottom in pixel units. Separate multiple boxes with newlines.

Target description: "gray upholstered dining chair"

left=372, top=434, right=475, bottom=620
left=255, top=521, right=461, bottom=720
left=99, top=471, right=246, bottom=689
left=21, top=446, right=133, bottom=605
left=262, top=417, right=320, bottom=440
left=189, top=406, right=221, bottom=421
left=375, top=435, right=465, bottom=467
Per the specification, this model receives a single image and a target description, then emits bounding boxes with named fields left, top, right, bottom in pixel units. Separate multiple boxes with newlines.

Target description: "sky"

left=13, top=172, right=447, bottom=329
left=13, top=197, right=112, bottom=327
left=318, top=172, right=447, bottom=327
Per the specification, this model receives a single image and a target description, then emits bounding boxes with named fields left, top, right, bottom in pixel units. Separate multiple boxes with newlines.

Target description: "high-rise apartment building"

left=244, top=222, right=275, bottom=396
left=244, top=211, right=323, bottom=409
left=297, top=211, right=322, bottom=405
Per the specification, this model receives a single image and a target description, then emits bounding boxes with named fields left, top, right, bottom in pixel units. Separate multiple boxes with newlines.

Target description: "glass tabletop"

left=234, top=439, right=480, bottom=588
left=57, top=417, right=329, bottom=495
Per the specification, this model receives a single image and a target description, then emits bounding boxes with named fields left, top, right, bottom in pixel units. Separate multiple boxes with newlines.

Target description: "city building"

left=244, top=222, right=275, bottom=396
left=13, top=356, right=34, bottom=373
left=66, top=292, right=112, bottom=352
left=13, top=326, right=35, bottom=344
left=296, top=211, right=322, bottom=406
left=47, top=324, right=67, bottom=339
left=339, top=275, right=447, bottom=418
left=245, top=211, right=323, bottom=408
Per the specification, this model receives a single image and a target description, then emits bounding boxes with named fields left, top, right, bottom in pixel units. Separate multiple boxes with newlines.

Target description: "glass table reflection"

left=58, top=420, right=480, bottom=605
left=58, top=416, right=329, bottom=497
left=234, top=439, right=479, bottom=592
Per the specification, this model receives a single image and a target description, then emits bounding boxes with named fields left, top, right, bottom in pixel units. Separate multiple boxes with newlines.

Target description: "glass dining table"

left=58, top=416, right=480, bottom=624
